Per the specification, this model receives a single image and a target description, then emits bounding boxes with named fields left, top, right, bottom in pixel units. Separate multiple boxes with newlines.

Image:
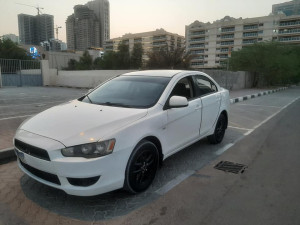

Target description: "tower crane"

left=55, top=25, right=62, bottom=40
left=16, top=3, right=44, bottom=15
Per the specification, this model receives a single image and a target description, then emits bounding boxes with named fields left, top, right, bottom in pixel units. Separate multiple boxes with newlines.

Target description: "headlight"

left=61, top=139, right=116, bottom=158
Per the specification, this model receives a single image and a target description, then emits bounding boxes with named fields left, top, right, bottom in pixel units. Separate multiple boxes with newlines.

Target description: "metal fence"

left=0, top=59, right=42, bottom=87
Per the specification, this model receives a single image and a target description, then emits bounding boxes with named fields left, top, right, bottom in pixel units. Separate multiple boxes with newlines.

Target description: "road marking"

left=228, top=126, right=253, bottom=131
left=0, top=96, right=49, bottom=101
left=0, top=100, right=68, bottom=108
left=156, top=170, right=195, bottom=195
left=237, top=103, right=282, bottom=108
left=243, top=96, right=300, bottom=136
left=215, top=143, right=234, bottom=156
left=0, top=114, right=34, bottom=121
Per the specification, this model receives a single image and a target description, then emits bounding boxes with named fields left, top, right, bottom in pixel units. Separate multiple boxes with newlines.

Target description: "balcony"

left=279, top=21, right=300, bottom=27
left=152, top=35, right=166, bottom=41
left=278, top=28, right=300, bottom=35
left=243, top=25, right=258, bottom=30
left=243, top=32, right=258, bottom=37
left=219, top=54, right=228, bottom=59
left=190, top=44, right=205, bottom=49
left=221, top=34, right=234, bottom=39
left=190, top=31, right=206, bottom=36
left=242, top=39, right=257, bottom=44
left=279, top=36, right=300, bottom=42
left=191, top=61, right=204, bottom=66
left=152, top=41, right=167, bottom=46
left=190, top=50, right=205, bottom=54
left=221, top=27, right=235, bottom=33
left=220, top=48, right=229, bottom=52
left=221, top=41, right=234, bottom=46
left=190, top=37, right=205, bottom=42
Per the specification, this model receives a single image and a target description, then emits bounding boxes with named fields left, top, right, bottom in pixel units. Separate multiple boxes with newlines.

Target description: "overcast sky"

left=0, top=0, right=285, bottom=42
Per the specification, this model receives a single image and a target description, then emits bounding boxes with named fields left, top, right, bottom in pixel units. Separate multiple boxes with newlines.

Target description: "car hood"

left=20, top=100, right=148, bottom=147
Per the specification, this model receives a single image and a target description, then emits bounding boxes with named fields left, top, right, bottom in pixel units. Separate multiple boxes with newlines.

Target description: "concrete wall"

left=200, top=70, right=253, bottom=90
left=40, top=60, right=253, bottom=89
left=43, top=66, right=135, bottom=88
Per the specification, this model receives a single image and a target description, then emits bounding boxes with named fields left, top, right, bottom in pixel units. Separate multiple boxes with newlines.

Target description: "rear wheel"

left=124, top=140, right=159, bottom=193
left=208, top=114, right=227, bottom=144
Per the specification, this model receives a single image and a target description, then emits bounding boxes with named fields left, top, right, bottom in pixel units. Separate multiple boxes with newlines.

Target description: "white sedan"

left=14, top=70, right=230, bottom=196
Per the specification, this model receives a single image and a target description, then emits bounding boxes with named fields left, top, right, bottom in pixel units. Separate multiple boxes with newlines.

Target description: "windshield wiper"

left=97, top=102, right=133, bottom=108
left=86, top=95, right=93, bottom=104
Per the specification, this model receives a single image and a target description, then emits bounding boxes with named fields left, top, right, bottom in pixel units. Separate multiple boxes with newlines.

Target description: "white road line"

left=0, top=96, right=49, bottom=101
left=0, top=114, right=34, bottom=121
left=243, top=96, right=300, bottom=136
left=237, top=103, right=282, bottom=109
left=0, top=100, right=68, bottom=108
left=228, top=126, right=253, bottom=131
left=215, top=143, right=234, bottom=156
left=156, top=170, right=195, bottom=195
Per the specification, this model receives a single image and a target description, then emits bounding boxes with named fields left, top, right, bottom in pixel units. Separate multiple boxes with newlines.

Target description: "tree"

left=130, top=42, right=143, bottom=69
left=229, top=41, right=300, bottom=86
left=94, top=51, right=118, bottom=69
left=117, top=41, right=130, bottom=69
left=77, top=50, right=93, bottom=70
left=65, top=51, right=93, bottom=70
left=147, top=47, right=194, bottom=69
left=0, top=39, right=31, bottom=60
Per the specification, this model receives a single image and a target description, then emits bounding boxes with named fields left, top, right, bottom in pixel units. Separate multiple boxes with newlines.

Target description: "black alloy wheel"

left=124, top=141, right=159, bottom=193
left=208, top=114, right=227, bottom=144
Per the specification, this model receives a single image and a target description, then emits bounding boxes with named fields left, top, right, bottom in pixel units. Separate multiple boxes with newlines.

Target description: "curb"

left=230, top=87, right=288, bottom=104
left=0, top=87, right=288, bottom=164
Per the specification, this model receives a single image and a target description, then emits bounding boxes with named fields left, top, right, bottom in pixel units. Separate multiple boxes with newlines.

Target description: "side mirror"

left=169, top=96, right=188, bottom=108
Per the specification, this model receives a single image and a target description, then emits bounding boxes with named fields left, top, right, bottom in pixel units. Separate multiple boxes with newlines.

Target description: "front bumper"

left=14, top=130, right=131, bottom=196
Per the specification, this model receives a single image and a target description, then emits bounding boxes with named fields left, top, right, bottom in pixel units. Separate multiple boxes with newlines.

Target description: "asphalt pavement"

left=0, top=86, right=299, bottom=225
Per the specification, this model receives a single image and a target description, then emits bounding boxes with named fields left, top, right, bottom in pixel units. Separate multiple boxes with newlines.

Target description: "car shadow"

left=20, top=130, right=243, bottom=221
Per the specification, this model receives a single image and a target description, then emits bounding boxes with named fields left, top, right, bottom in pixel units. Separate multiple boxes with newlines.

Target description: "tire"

left=124, top=140, right=159, bottom=194
left=208, top=113, right=227, bottom=144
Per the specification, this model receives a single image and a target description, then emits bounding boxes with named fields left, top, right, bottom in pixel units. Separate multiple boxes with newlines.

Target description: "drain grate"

left=214, top=161, right=247, bottom=174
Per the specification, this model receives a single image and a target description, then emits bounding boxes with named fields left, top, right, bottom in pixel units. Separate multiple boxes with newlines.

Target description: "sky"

left=0, top=0, right=286, bottom=43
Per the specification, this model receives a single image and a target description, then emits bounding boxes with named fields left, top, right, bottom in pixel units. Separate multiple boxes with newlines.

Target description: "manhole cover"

left=214, top=161, right=247, bottom=174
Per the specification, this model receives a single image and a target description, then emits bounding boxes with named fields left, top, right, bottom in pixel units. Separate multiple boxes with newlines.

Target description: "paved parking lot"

left=0, top=87, right=88, bottom=149
left=0, top=86, right=298, bottom=224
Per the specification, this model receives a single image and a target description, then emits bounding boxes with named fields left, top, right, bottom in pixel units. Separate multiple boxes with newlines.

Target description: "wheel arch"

left=220, top=110, right=228, bottom=129
left=140, top=136, right=163, bottom=166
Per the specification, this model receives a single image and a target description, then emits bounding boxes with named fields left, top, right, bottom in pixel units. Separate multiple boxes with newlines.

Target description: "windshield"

left=81, top=76, right=171, bottom=108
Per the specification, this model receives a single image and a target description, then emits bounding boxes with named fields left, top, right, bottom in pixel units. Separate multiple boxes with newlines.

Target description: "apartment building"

left=66, top=0, right=109, bottom=50
left=186, top=14, right=300, bottom=69
left=104, top=29, right=185, bottom=62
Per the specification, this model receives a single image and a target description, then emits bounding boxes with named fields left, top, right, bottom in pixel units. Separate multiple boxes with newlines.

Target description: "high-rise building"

left=66, top=0, right=110, bottom=50
left=18, top=14, right=35, bottom=45
left=185, top=13, right=300, bottom=69
left=104, top=29, right=185, bottom=63
left=86, top=0, right=110, bottom=47
left=18, top=13, right=54, bottom=45
left=272, top=0, right=300, bottom=16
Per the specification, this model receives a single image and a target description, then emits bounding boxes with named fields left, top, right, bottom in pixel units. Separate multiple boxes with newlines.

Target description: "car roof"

left=121, top=70, right=185, bottom=78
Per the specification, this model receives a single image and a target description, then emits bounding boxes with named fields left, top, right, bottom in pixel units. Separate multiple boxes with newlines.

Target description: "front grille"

left=20, top=160, right=61, bottom=185
left=15, top=139, right=50, bottom=161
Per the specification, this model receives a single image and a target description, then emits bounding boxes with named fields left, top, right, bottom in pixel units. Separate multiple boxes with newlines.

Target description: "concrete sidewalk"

left=0, top=86, right=287, bottom=163
left=113, top=96, right=300, bottom=225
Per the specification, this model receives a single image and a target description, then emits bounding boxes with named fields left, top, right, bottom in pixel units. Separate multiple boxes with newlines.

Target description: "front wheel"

left=208, top=114, right=227, bottom=144
left=124, top=141, right=159, bottom=194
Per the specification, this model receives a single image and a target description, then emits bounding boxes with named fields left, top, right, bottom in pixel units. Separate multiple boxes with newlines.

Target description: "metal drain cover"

left=214, top=161, right=247, bottom=174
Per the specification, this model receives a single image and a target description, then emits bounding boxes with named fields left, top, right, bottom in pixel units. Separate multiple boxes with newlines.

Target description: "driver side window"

left=170, top=77, right=194, bottom=100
